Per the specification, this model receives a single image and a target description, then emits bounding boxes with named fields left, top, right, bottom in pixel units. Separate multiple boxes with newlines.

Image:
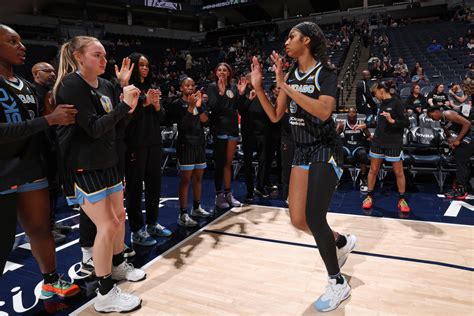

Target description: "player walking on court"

left=249, top=21, right=357, bottom=312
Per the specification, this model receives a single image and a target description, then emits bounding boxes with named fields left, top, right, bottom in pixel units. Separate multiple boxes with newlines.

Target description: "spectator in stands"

left=381, top=57, right=393, bottom=78
left=370, top=59, right=382, bottom=79
left=457, top=36, right=466, bottom=48
left=449, top=83, right=471, bottom=116
left=336, top=107, right=371, bottom=192
left=410, top=62, right=422, bottom=77
left=466, top=63, right=474, bottom=79
left=356, top=70, right=377, bottom=116
left=395, top=69, right=410, bottom=86
left=427, top=39, right=443, bottom=52
left=405, top=84, right=427, bottom=115
left=446, top=38, right=455, bottom=49
left=468, top=38, right=474, bottom=50
left=168, top=85, right=178, bottom=98
left=411, top=68, right=429, bottom=85
left=393, top=57, right=408, bottom=74
left=427, top=84, right=450, bottom=107
left=428, top=106, right=473, bottom=199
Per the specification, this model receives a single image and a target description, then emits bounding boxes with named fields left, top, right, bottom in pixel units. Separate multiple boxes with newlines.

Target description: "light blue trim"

left=292, top=164, right=310, bottom=170
left=66, top=182, right=123, bottom=206
left=0, top=178, right=49, bottom=195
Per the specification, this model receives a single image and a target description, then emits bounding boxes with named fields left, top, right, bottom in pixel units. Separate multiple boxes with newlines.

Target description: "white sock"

left=81, top=247, right=93, bottom=263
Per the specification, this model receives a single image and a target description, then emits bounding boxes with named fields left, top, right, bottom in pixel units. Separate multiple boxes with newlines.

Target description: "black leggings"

left=281, top=136, right=295, bottom=199
left=0, top=193, right=17, bottom=276
left=213, top=138, right=229, bottom=191
left=305, top=162, right=340, bottom=276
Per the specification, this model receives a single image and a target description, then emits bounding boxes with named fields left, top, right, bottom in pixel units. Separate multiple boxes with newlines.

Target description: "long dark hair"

left=213, top=62, right=233, bottom=85
left=292, top=21, right=333, bottom=70
left=128, top=52, right=151, bottom=86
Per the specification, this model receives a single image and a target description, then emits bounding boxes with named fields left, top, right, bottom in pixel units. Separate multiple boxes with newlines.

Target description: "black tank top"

left=342, top=120, right=365, bottom=147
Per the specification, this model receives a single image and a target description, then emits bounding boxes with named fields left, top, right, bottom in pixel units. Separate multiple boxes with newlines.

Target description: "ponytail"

left=52, top=36, right=99, bottom=102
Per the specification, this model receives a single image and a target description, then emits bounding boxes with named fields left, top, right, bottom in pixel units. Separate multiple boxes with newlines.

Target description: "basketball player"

left=249, top=22, right=357, bottom=312
left=0, top=24, right=80, bottom=299
left=170, top=77, right=211, bottom=226
left=362, top=82, right=410, bottom=213
left=54, top=36, right=146, bottom=313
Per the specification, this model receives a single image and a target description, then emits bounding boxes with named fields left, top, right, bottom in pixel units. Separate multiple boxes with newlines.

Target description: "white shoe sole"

left=94, top=299, right=142, bottom=313
left=314, top=286, right=351, bottom=312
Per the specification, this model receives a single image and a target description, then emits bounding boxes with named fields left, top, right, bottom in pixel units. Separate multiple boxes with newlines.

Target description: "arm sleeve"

left=0, top=117, right=49, bottom=143
left=56, top=77, right=131, bottom=138
left=207, top=83, right=222, bottom=114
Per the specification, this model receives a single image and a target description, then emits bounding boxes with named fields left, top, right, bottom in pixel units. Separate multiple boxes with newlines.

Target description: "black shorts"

left=177, top=143, right=207, bottom=171
left=292, top=145, right=343, bottom=179
left=369, top=145, right=404, bottom=162
left=343, top=145, right=366, bottom=157
left=63, top=166, right=123, bottom=206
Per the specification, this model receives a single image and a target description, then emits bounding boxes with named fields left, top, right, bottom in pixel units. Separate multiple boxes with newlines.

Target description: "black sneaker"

left=445, top=186, right=468, bottom=200
left=52, top=230, right=66, bottom=244
left=254, top=187, right=270, bottom=198
left=245, top=193, right=254, bottom=203
left=123, top=244, right=136, bottom=258
left=53, top=223, right=72, bottom=234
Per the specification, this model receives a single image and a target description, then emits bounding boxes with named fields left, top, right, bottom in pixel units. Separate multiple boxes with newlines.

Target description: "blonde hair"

left=53, top=36, right=99, bottom=101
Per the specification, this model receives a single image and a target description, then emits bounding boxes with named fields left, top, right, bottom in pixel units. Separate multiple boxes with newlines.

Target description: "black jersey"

left=207, top=82, right=240, bottom=137
left=286, top=62, right=339, bottom=161
left=342, top=120, right=365, bottom=147
left=55, top=72, right=131, bottom=171
left=170, top=98, right=206, bottom=145
left=0, top=76, right=47, bottom=191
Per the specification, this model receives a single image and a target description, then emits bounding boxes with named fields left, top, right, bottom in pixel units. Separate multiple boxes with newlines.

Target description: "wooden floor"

left=77, top=205, right=474, bottom=315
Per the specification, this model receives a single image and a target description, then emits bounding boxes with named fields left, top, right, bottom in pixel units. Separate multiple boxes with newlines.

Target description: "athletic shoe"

left=359, top=179, right=368, bottom=193
left=225, top=192, right=242, bottom=207
left=245, top=193, right=254, bottom=203
left=52, top=230, right=66, bottom=244
left=41, top=277, right=81, bottom=299
left=147, top=223, right=172, bottom=237
left=313, top=276, right=351, bottom=312
left=362, top=196, right=373, bottom=209
left=111, top=261, right=146, bottom=282
left=254, top=187, right=270, bottom=198
left=94, top=285, right=142, bottom=313
left=178, top=213, right=198, bottom=227
left=397, top=198, right=410, bottom=213
left=80, top=258, right=95, bottom=276
left=123, top=244, right=135, bottom=258
left=336, top=234, right=357, bottom=268
left=215, top=193, right=230, bottom=209
left=53, top=223, right=72, bottom=234
left=191, top=206, right=211, bottom=218
left=131, top=227, right=157, bottom=246
left=445, top=186, right=468, bottom=200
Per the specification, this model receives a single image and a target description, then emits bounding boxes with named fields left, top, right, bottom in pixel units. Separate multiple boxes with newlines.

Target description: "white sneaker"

left=313, top=276, right=351, bottom=312
left=191, top=206, right=211, bottom=218
left=111, top=261, right=146, bottom=282
left=225, top=192, right=242, bottom=207
left=337, top=234, right=357, bottom=268
left=178, top=213, right=198, bottom=227
left=94, top=285, right=142, bottom=313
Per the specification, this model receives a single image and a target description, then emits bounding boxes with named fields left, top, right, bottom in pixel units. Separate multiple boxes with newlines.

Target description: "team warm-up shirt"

left=170, top=98, right=206, bottom=146
left=286, top=62, right=339, bottom=163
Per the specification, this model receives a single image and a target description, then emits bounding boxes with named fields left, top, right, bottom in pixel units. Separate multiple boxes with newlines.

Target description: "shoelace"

left=399, top=199, right=408, bottom=207
left=53, top=274, right=72, bottom=289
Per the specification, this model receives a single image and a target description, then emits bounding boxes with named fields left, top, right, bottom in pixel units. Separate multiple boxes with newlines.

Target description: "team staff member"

left=362, top=82, right=410, bottom=212
left=250, top=22, right=357, bottom=312
left=0, top=25, right=79, bottom=300
left=54, top=36, right=145, bottom=313
left=170, top=77, right=211, bottom=227
left=207, top=63, right=247, bottom=208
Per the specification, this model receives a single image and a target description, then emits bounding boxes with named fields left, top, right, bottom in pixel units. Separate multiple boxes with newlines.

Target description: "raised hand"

left=218, top=77, right=226, bottom=96
left=237, top=76, right=247, bottom=96
left=45, top=104, right=78, bottom=126
left=250, top=56, right=263, bottom=91
left=123, top=85, right=141, bottom=112
left=249, top=89, right=257, bottom=100
left=270, top=51, right=285, bottom=87
left=193, top=90, right=203, bottom=108
left=115, top=57, right=135, bottom=87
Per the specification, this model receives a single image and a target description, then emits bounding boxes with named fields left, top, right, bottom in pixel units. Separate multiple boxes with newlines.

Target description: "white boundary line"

left=70, top=208, right=234, bottom=315
left=243, top=204, right=474, bottom=228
